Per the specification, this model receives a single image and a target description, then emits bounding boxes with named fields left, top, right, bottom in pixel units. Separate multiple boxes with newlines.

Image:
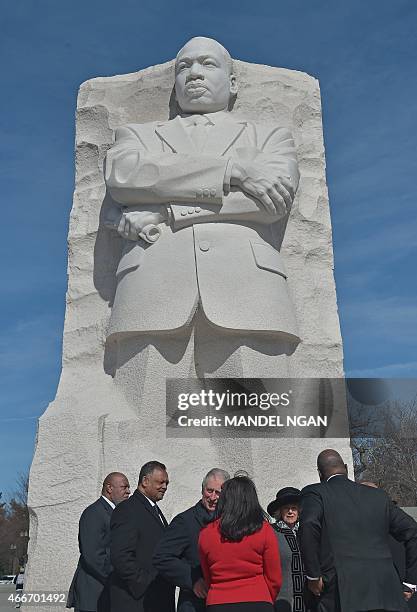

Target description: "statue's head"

left=175, top=37, right=237, bottom=114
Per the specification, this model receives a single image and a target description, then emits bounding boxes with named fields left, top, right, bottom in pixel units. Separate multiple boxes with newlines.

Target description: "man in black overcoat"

left=361, top=481, right=417, bottom=605
left=110, top=460, right=175, bottom=612
left=299, top=449, right=417, bottom=612
left=153, top=468, right=230, bottom=612
left=67, top=472, right=130, bottom=612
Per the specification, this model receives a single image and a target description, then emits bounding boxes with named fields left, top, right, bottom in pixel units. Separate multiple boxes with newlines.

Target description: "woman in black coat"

left=268, top=487, right=308, bottom=612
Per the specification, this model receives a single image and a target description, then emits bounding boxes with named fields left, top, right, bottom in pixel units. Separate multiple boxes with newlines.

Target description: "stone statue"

left=104, top=37, right=300, bottom=378
left=24, top=38, right=350, bottom=604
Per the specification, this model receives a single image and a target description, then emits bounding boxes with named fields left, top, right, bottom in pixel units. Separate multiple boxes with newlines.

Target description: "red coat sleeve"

left=263, top=523, right=282, bottom=600
left=198, top=528, right=211, bottom=587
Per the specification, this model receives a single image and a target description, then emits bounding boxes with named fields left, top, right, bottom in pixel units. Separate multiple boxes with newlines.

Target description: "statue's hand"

left=230, top=162, right=294, bottom=217
left=117, top=211, right=166, bottom=242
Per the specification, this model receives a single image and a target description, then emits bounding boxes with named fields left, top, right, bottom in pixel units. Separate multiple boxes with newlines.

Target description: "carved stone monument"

left=25, top=38, right=351, bottom=598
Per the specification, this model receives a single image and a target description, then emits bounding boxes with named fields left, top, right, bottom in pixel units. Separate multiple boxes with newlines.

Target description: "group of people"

left=67, top=450, right=417, bottom=612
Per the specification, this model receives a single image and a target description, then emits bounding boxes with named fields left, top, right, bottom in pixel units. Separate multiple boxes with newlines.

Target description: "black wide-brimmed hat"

left=267, top=486, right=301, bottom=516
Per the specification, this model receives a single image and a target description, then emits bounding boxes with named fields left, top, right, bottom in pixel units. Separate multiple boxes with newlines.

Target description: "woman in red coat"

left=198, top=476, right=282, bottom=612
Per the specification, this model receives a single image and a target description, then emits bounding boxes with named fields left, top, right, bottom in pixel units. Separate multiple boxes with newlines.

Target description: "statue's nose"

left=189, top=62, right=204, bottom=78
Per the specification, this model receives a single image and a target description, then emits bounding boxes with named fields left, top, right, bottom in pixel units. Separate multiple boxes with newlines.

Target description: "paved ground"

left=0, top=585, right=14, bottom=612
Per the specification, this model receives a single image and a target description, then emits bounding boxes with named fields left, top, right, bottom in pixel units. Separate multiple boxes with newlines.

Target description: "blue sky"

left=1, top=0, right=416, bottom=495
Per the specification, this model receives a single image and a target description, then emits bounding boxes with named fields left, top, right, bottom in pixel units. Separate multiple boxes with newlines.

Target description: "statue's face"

left=175, top=38, right=237, bottom=113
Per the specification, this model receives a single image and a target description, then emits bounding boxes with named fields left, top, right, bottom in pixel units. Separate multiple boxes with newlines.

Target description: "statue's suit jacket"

left=105, top=112, right=300, bottom=341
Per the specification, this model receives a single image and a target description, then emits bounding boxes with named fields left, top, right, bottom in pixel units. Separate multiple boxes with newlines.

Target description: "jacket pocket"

left=116, top=243, right=144, bottom=276
left=250, top=241, right=288, bottom=279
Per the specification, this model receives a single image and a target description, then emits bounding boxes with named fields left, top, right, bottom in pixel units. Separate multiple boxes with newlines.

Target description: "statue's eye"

left=203, top=59, right=217, bottom=67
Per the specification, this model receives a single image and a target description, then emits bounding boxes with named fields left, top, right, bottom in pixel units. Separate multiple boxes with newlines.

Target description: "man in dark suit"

left=110, top=460, right=175, bottom=612
left=361, top=481, right=417, bottom=607
left=67, top=472, right=130, bottom=612
left=153, top=468, right=230, bottom=612
left=299, top=449, right=417, bottom=612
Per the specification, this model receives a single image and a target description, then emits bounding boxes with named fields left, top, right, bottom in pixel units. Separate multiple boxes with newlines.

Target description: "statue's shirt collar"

left=179, top=110, right=230, bottom=127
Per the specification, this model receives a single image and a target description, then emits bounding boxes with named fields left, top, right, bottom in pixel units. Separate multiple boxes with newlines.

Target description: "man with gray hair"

left=153, top=468, right=230, bottom=611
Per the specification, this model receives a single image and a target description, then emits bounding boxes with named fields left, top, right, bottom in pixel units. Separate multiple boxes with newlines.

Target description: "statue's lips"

left=185, top=84, right=208, bottom=96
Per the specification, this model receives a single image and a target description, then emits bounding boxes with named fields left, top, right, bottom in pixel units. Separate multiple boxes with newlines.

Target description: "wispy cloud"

left=0, top=313, right=62, bottom=368
left=0, top=416, right=39, bottom=422
left=0, top=313, right=60, bottom=492
left=0, top=424, right=36, bottom=495
left=347, top=361, right=417, bottom=378
left=335, top=219, right=417, bottom=267
left=342, top=296, right=417, bottom=345
left=341, top=295, right=417, bottom=376
left=0, top=312, right=62, bottom=415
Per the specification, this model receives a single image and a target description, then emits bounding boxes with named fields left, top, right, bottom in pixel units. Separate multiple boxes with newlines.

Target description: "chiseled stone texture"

left=25, top=59, right=349, bottom=601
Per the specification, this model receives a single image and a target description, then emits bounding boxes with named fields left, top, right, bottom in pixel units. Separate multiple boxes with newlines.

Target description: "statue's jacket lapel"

left=155, top=114, right=248, bottom=156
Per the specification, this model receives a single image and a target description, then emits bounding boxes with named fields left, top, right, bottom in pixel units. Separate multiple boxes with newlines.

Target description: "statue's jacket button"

left=199, top=241, right=210, bottom=252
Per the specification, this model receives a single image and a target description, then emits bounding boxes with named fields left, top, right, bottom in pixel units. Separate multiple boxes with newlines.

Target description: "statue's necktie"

left=185, top=114, right=210, bottom=151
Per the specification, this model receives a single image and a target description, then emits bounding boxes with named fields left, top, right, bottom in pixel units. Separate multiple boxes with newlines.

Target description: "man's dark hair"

left=138, top=461, right=166, bottom=484
left=215, top=476, right=265, bottom=542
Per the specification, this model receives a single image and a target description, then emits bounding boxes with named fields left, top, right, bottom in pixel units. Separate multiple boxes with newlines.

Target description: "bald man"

left=67, top=472, right=130, bottom=612
left=299, top=450, right=417, bottom=612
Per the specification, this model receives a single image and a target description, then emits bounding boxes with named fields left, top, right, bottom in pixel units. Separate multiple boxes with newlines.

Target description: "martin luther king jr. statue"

left=104, top=36, right=300, bottom=379
left=22, top=37, right=348, bottom=604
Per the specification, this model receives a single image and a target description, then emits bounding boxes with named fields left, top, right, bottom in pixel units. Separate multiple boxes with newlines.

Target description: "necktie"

left=153, top=504, right=167, bottom=526
left=184, top=115, right=210, bottom=151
